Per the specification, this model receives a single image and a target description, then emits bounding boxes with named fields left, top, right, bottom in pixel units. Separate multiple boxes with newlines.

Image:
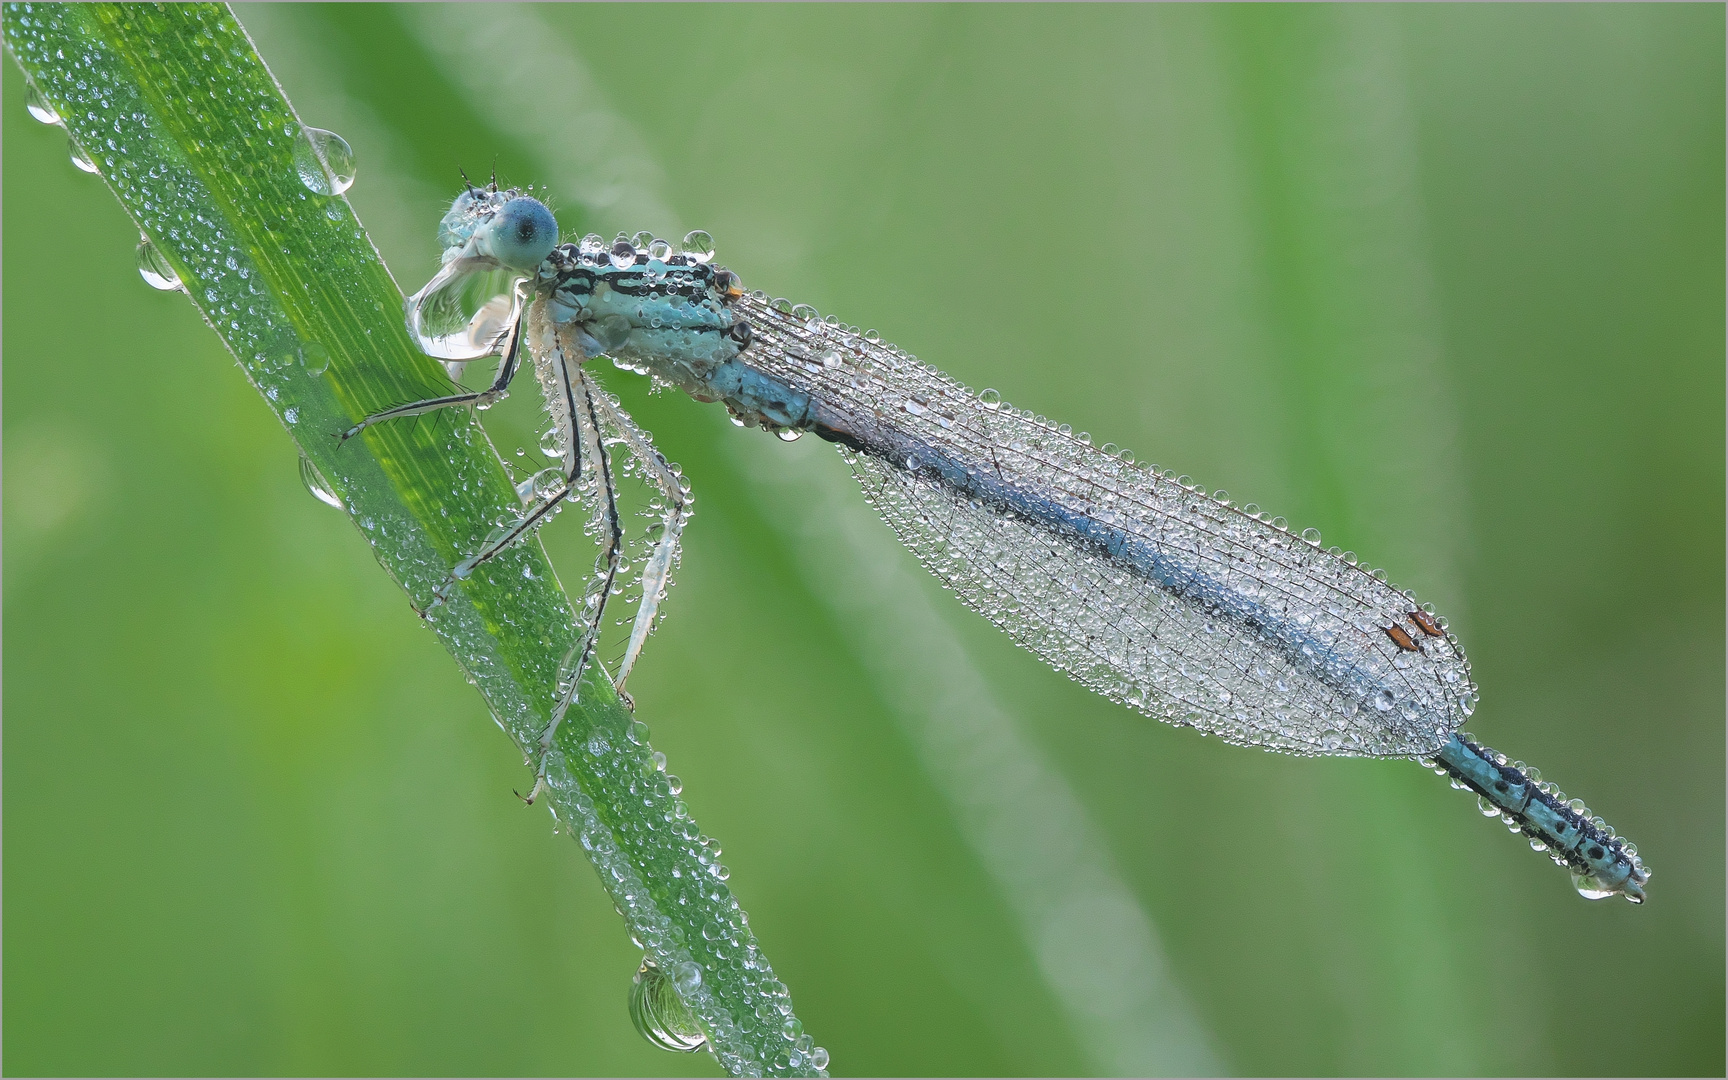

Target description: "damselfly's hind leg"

left=336, top=293, right=526, bottom=443
left=522, top=366, right=625, bottom=805
left=589, top=391, right=691, bottom=703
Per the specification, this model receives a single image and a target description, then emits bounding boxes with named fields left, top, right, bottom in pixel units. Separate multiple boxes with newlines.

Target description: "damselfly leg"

left=337, top=283, right=528, bottom=443
left=588, top=389, right=692, bottom=701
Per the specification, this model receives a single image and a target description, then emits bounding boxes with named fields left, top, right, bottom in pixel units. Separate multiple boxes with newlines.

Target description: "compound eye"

left=485, top=196, right=559, bottom=271
left=436, top=189, right=484, bottom=252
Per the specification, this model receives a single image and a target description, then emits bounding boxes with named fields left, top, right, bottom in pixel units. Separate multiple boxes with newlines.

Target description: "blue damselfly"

left=341, top=183, right=1649, bottom=904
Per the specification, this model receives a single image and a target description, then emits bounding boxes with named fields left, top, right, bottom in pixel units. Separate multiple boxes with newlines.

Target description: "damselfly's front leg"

left=589, top=391, right=692, bottom=703
left=337, top=291, right=526, bottom=444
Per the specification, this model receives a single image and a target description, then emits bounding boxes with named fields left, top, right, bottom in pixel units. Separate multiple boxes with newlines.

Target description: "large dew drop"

left=69, top=137, right=98, bottom=174
left=298, top=452, right=344, bottom=510
left=134, top=237, right=182, bottom=292
left=628, top=958, right=708, bottom=1053
left=293, top=127, right=356, bottom=196
left=681, top=230, right=715, bottom=263
left=610, top=235, right=638, bottom=270
left=24, top=80, right=60, bottom=125
left=1571, top=872, right=1617, bottom=901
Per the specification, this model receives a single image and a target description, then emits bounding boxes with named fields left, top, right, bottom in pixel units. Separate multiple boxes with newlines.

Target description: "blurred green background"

left=5, top=4, right=1722, bottom=1075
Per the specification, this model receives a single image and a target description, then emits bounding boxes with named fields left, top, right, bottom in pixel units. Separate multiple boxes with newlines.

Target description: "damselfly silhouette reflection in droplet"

left=337, top=181, right=1649, bottom=905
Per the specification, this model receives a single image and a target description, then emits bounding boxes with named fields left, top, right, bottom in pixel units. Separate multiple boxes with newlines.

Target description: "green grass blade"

left=2, top=4, right=816, bottom=1074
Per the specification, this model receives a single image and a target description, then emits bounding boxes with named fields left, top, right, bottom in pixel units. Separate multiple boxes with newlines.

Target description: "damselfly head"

left=435, top=188, right=559, bottom=273
left=408, top=189, right=559, bottom=360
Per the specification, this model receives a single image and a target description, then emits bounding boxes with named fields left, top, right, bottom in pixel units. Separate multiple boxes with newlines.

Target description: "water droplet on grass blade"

left=300, top=341, right=332, bottom=377
left=298, top=452, right=343, bottom=509
left=69, top=137, right=98, bottom=173
left=24, top=81, right=60, bottom=125
left=629, top=958, right=707, bottom=1053
left=135, top=238, right=182, bottom=291
left=293, top=127, right=356, bottom=195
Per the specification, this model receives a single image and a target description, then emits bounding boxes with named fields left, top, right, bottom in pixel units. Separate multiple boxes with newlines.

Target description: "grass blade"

left=2, top=4, right=817, bottom=1074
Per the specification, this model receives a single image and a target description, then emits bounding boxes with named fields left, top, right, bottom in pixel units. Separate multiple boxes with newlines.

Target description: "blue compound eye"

left=485, top=196, right=558, bottom=271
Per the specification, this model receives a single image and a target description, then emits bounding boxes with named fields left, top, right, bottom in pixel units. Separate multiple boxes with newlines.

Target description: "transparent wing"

left=733, top=293, right=1476, bottom=757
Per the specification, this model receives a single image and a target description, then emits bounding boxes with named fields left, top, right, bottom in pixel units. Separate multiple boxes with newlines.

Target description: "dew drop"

left=298, top=451, right=344, bottom=510
left=1571, top=873, right=1616, bottom=900
left=134, top=237, right=182, bottom=291
left=300, top=341, right=332, bottom=377
left=672, top=960, right=702, bottom=994
left=293, top=126, right=356, bottom=196
left=681, top=230, right=715, bottom=263
left=792, top=304, right=818, bottom=322
left=629, top=958, right=708, bottom=1053
left=69, top=137, right=98, bottom=173
left=775, top=428, right=805, bottom=442
left=978, top=388, right=1002, bottom=409
left=24, top=80, right=60, bottom=125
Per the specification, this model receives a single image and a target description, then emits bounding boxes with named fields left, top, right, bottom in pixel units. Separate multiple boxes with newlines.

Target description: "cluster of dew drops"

left=29, top=52, right=376, bottom=519
left=24, top=54, right=355, bottom=297
left=541, top=734, right=830, bottom=1075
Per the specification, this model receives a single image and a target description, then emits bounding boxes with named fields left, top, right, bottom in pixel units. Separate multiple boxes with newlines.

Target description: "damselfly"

left=340, top=183, right=1649, bottom=904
